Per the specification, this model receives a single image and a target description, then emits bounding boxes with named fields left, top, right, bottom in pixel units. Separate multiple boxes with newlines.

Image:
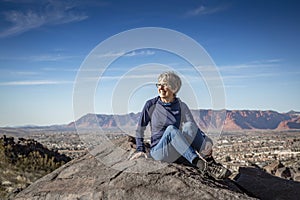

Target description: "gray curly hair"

left=158, top=71, right=182, bottom=94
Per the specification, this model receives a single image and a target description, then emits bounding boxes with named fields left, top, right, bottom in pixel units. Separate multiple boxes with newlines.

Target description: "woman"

left=131, top=71, right=230, bottom=180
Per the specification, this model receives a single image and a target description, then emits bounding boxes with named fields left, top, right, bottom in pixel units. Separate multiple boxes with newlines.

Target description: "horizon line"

left=1, top=108, right=299, bottom=128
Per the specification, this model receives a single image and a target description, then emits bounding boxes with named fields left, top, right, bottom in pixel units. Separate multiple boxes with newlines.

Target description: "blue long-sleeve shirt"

left=136, top=96, right=196, bottom=152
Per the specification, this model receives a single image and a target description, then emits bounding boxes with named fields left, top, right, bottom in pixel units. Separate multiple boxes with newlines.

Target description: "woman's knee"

left=182, top=122, right=198, bottom=133
left=165, top=125, right=178, bottom=132
left=164, top=125, right=182, bottom=141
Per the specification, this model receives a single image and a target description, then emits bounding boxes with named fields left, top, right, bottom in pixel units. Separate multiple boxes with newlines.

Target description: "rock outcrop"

left=13, top=136, right=300, bottom=200
left=13, top=136, right=253, bottom=200
left=263, top=160, right=300, bottom=182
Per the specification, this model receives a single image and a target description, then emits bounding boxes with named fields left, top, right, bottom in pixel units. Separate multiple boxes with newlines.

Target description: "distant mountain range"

left=68, top=109, right=300, bottom=131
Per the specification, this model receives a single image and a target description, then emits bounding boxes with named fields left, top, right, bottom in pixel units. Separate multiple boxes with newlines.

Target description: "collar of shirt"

left=157, top=97, right=178, bottom=107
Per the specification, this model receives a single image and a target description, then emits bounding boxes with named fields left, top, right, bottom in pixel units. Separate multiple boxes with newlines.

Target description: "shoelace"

left=211, top=165, right=222, bottom=173
left=209, top=164, right=226, bottom=178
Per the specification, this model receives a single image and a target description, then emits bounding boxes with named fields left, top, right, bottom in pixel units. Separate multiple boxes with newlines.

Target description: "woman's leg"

left=181, top=122, right=232, bottom=179
left=182, top=122, right=213, bottom=158
left=150, top=125, right=198, bottom=164
left=150, top=125, right=230, bottom=178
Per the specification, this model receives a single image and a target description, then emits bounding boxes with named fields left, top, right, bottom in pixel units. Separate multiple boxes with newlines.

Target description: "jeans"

left=150, top=122, right=206, bottom=165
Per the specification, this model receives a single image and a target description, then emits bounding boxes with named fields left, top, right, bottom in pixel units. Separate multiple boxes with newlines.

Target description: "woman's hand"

left=130, top=152, right=148, bottom=160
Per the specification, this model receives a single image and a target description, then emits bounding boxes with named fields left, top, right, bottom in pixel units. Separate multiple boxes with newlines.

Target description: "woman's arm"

left=135, top=100, right=153, bottom=152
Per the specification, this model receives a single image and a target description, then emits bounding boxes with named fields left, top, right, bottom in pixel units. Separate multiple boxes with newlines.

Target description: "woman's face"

left=156, top=81, right=174, bottom=100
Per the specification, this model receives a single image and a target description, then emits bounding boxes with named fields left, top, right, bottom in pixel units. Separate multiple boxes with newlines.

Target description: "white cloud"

left=29, top=54, right=76, bottom=62
left=186, top=5, right=228, bottom=16
left=221, top=73, right=279, bottom=80
left=173, top=59, right=288, bottom=83
left=101, top=74, right=157, bottom=80
left=95, top=52, right=125, bottom=58
left=42, top=67, right=78, bottom=72
left=77, top=73, right=158, bottom=83
left=0, top=80, right=73, bottom=86
left=95, top=50, right=156, bottom=58
left=0, top=0, right=88, bottom=38
left=0, top=54, right=77, bottom=62
left=219, top=59, right=282, bottom=72
left=11, top=71, right=40, bottom=76
left=125, top=50, right=155, bottom=57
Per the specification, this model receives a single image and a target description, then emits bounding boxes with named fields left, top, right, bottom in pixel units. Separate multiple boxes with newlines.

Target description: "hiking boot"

left=193, top=157, right=208, bottom=172
left=204, top=156, right=217, bottom=165
left=206, top=162, right=232, bottom=180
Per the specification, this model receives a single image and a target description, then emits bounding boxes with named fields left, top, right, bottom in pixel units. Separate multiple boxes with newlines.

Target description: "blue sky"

left=0, top=0, right=299, bottom=126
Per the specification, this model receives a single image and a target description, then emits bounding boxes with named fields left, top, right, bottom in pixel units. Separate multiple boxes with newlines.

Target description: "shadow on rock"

left=233, top=166, right=300, bottom=200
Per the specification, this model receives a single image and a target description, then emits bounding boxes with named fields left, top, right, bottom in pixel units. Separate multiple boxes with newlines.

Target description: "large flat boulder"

left=13, top=136, right=253, bottom=200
